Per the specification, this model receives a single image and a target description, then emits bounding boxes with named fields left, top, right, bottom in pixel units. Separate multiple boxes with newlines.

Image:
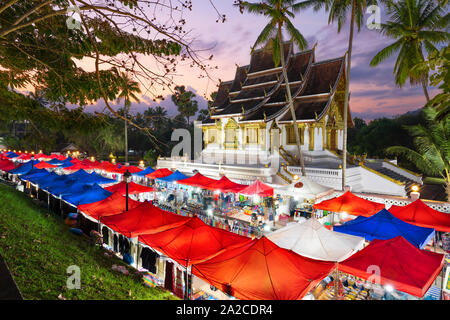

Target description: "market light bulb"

left=411, top=185, right=419, bottom=192
left=385, top=285, right=394, bottom=292
left=293, top=175, right=299, bottom=181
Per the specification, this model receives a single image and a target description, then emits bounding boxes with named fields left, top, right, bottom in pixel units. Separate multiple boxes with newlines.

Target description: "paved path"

left=0, top=253, right=23, bottom=300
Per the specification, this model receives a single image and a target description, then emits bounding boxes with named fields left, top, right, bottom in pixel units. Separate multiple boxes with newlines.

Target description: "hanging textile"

left=174, top=267, right=184, bottom=298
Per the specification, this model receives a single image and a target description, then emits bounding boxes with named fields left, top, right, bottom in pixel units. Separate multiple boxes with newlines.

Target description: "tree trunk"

left=422, top=80, right=430, bottom=102
left=446, top=180, right=450, bottom=203
left=278, top=26, right=306, bottom=176
left=342, top=0, right=356, bottom=190
left=124, top=105, right=128, bottom=164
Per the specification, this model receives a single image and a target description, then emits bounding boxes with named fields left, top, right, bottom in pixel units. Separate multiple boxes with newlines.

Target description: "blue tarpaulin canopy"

left=83, top=172, right=116, bottom=185
left=132, top=166, right=155, bottom=177
left=19, top=168, right=49, bottom=181
left=9, top=160, right=41, bottom=175
left=156, top=170, right=188, bottom=182
left=62, top=184, right=112, bottom=206
left=334, top=209, right=435, bottom=249
left=5, top=152, right=19, bottom=158
left=58, top=160, right=77, bottom=168
left=47, top=158, right=67, bottom=165
left=29, top=171, right=58, bottom=185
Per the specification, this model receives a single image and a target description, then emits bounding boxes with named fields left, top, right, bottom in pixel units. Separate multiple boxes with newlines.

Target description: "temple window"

left=286, top=125, right=303, bottom=145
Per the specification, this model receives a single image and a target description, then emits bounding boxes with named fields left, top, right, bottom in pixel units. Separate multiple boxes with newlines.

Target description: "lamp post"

left=31, top=155, right=35, bottom=169
left=124, top=169, right=131, bottom=212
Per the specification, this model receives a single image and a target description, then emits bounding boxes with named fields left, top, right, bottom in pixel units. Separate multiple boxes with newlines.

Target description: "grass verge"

left=0, top=183, right=176, bottom=300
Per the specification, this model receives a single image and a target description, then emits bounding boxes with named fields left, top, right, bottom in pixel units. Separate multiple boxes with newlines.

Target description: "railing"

left=157, top=158, right=275, bottom=183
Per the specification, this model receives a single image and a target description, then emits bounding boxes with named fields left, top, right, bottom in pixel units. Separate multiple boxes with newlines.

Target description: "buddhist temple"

left=158, top=42, right=423, bottom=197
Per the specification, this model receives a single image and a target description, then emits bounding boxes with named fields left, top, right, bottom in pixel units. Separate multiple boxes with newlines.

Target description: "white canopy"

left=267, top=218, right=365, bottom=262
left=272, top=177, right=334, bottom=200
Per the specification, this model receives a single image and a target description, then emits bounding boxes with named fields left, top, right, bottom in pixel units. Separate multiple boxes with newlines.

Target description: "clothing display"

left=102, top=227, right=109, bottom=246
left=174, top=267, right=184, bottom=299
left=140, top=247, right=158, bottom=274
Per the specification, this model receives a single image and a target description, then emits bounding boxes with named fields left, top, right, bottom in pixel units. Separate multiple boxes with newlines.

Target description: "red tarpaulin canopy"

left=389, top=199, right=450, bottom=232
left=33, top=153, right=48, bottom=159
left=48, top=154, right=67, bottom=160
left=0, top=159, right=16, bottom=171
left=33, top=161, right=58, bottom=169
left=146, top=168, right=173, bottom=179
left=339, top=236, right=445, bottom=297
left=139, top=217, right=252, bottom=267
left=115, top=165, right=143, bottom=174
left=104, top=181, right=155, bottom=195
left=77, top=191, right=141, bottom=221
left=17, top=153, right=32, bottom=160
left=238, top=180, right=273, bottom=197
left=203, top=176, right=247, bottom=193
left=98, top=161, right=119, bottom=172
left=191, top=236, right=335, bottom=300
left=63, top=162, right=94, bottom=171
left=313, top=191, right=385, bottom=217
left=101, top=201, right=189, bottom=238
left=176, top=172, right=218, bottom=188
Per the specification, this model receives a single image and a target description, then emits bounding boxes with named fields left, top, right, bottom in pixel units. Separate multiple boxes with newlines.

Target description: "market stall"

left=104, top=181, right=155, bottom=201
left=389, top=199, right=450, bottom=232
left=191, top=236, right=336, bottom=300
left=267, top=218, right=365, bottom=262
left=271, top=177, right=334, bottom=222
left=313, top=191, right=386, bottom=226
left=338, top=236, right=445, bottom=298
left=77, top=192, right=141, bottom=235
left=101, top=201, right=189, bottom=238
left=334, top=209, right=435, bottom=249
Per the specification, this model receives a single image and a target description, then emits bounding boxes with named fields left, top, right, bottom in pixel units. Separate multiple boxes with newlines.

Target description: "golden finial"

left=263, top=112, right=267, bottom=121
left=241, top=106, right=245, bottom=114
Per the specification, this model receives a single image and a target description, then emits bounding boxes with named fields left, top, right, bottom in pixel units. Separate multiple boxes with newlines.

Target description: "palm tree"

left=386, top=107, right=449, bottom=201
left=116, top=71, right=141, bottom=164
left=171, top=85, right=198, bottom=125
left=236, top=0, right=308, bottom=176
left=370, top=0, right=450, bottom=102
left=300, top=0, right=380, bottom=189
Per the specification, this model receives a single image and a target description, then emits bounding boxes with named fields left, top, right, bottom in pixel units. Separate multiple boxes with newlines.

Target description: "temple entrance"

left=330, top=129, right=337, bottom=150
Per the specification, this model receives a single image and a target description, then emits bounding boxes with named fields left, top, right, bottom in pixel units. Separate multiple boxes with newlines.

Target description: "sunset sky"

left=82, top=1, right=438, bottom=122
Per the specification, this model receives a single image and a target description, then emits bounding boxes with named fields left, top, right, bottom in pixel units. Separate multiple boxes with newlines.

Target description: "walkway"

left=0, top=253, right=23, bottom=300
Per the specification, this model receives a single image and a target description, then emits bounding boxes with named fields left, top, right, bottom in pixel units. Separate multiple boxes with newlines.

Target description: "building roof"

left=207, top=42, right=347, bottom=125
